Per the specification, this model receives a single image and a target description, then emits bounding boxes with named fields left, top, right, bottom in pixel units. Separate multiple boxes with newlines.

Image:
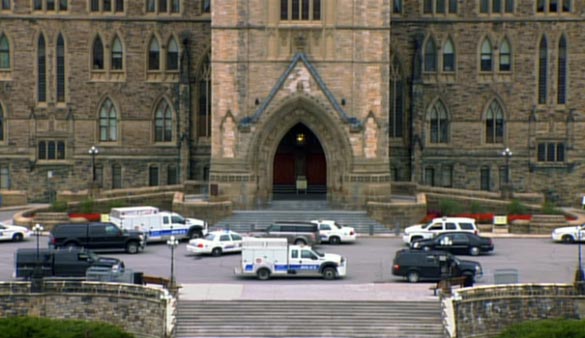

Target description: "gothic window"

left=198, top=53, right=211, bottom=137
left=167, top=37, right=179, bottom=71
left=38, top=141, right=65, bottom=160
left=148, top=37, right=160, bottom=70
left=389, top=57, right=404, bottom=138
left=56, top=34, right=65, bottom=102
left=92, top=36, right=104, bottom=70
left=480, top=166, right=491, bottom=191
left=112, top=163, right=122, bottom=189
left=480, top=0, right=514, bottom=13
left=423, top=0, right=457, bottom=14
left=1, top=0, right=10, bottom=10
left=429, top=101, right=449, bottom=144
left=537, top=0, right=571, bottom=13
left=111, top=36, right=123, bottom=70
left=0, top=104, right=3, bottom=141
left=443, top=39, right=455, bottom=72
left=99, top=98, right=118, bottom=142
left=499, top=38, right=511, bottom=71
left=280, top=0, right=321, bottom=21
left=392, top=0, right=402, bottom=13
left=480, top=39, right=493, bottom=72
left=37, top=34, right=47, bottom=103
left=0, top=34, right=9, bottom=69
left=557, top=35, right=567, bottom=104
left=424, top=38, right=437, bottom=72
left=154, top=99, right=173, bottom=142
left=149, top=165, right=159, bottom=186
left=34, top=0, right=67, bottom=11
left=537, top=141, right=565, bottom=162
left=538, top=36, right=548, bottom=104
left=485, top=100, right=504, bottom=144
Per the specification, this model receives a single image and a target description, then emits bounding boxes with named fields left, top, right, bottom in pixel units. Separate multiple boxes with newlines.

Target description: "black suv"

left=49, top=222, right=145, bottom=254
left=391, top=249, right=482, bottom=284
left=15, top=247, right=124, bottom=279
left=410, top=232, right=494, bottom=256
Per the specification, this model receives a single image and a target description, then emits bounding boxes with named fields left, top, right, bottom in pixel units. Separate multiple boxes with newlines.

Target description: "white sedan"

left=552, top=225, right=585, bottom=243
left=0, top=223, right=31, bottom=242
left=311, top=220, right=357, bottom=244
left=186, top=230, right=244, bottom=256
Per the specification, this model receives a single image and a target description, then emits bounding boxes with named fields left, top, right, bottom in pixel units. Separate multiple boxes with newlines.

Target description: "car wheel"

left=12, top=233, right=24, bottom=242
left=422, top=245, right=431, bottom=251
left=322, top=267, right=337, bottom=280
left=294, top=239, right=306, bottom=245
left=407, top=271, right=420, bottom=283
left=126, top=242, right=139, bottom=254
left=257, top=268, right=271, bottom=281
left=562, top=235, right=575, bottom=244
left=329, top=236, right=341, bottom=245
left=188, top=229, right=203, bottom=240
left=469, top=246, right=480, bottom=256
left=211, top=248, right=222, bottom=257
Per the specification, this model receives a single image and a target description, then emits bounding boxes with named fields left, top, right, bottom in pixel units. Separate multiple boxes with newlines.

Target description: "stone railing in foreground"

left=441, top=283, right=585, bottom=338
left=0, top=281, right=176, bottom=338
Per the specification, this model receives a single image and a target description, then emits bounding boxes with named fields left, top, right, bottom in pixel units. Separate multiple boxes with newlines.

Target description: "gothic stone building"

left=0, top=0, right=584, bottom=208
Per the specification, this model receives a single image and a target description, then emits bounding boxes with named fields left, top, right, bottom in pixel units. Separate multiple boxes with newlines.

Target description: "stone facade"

left=2, top=0, right=585, bottom=208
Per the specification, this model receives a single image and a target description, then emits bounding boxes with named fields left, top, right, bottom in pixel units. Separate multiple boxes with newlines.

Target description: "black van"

left=14, top=247, right=124, bottom=279
left=253, top=221, right=321, bottom=245
left=391, top=249, right=482, bottom=284
left=49, top=222, right=145, bottom=254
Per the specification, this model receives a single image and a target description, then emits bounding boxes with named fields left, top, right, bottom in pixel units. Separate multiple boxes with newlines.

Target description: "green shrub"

left=80, top=198, right=95, bottom=214
left=541, top=201, right=562, bottom=215
left=438, top=199, right=463, bottom=216
left=507, top=199, right=529, bottom=215
left=469, top=201, right=485, bottom=214
left=50, top=200, right=68, bottom=212
left=0, top=317, right=134, bottom=338
left=496, top=319, right=585, bottom=338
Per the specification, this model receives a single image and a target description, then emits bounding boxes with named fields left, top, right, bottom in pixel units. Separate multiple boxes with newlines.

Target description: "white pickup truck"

left=234, top=238, right=347, bottom=280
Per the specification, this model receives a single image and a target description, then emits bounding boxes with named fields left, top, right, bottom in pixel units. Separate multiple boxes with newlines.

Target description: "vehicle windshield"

left=313, top=249, right=325, bottom=257
left=171, top=214, right=186, bottom=224
left=204, top=234, right=216, bottom=241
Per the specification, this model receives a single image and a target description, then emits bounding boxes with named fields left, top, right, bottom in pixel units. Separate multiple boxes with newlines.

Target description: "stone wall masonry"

left=443, top=284, right=585, bottom=338
left=0, top=281, right=175, bottom=338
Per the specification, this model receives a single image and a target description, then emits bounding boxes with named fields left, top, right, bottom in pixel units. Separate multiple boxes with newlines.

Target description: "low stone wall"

left=0, top=281, right=175, bottom=338
left=172, top=192, right=232, bottom=225
left=0, top=190, right=28, bottom=207
left=367, top=193, right=427, bottom=229
left=442, top=284, right=585, bottom=338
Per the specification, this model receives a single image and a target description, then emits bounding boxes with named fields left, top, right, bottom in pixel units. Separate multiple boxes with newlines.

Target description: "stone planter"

left=30, top=212, right=70, bottom=231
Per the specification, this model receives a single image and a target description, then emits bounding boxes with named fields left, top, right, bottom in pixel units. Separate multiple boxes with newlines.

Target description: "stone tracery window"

left=280, top=0, right=321, bottom=21
left=111, top=36, right=123, bottom=70
left=443, top=39, right=455, bottom=72
left=198, top=53, right=211, bottom=137
left=56, top=34, right=65, bottom=102
left=0, top=34, right=10, bottom=69
left=154, top=99, right=173, bottom=142
left=37, top=34, right=47, bottom=103
left=499, top=38, right=511, bottom=71
left=485, top=100, right=504, bottom=144
left=480, top=39, right=493, bottom=72
left=167, top=37, right=179, bottom=71
left=424, top=38, right=437, bottom=72
left=428, top=100, right=449, bottom=144
left=557, top=35, right=567, bottom=104
left=99, top=98, right=118, bottom=142
left=92, top=36, right=104, bottom=70
left=538, top=36, right=548, bottom=104
left=148, top=37, right=160, bottom=70
left=389, top=57, right=404, bottom=138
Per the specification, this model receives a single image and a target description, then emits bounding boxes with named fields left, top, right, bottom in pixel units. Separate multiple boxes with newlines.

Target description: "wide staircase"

left=175, top=300, right=444, bottom=338
left=212, top=200, right=393, bottom=235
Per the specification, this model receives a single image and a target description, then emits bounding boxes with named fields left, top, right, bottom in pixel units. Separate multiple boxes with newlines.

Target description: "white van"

left=109, top=206, right=208, bottom=242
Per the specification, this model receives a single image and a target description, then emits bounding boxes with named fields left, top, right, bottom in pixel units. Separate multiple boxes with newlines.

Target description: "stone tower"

left=209, top=0, right=392, bottom=209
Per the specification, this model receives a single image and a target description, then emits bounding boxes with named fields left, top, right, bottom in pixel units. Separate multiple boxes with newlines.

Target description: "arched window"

left=443, top=39, right=455, bottom=72
left=485, top=100, right=504, bottom=144
left=0, top=34, right=9, bottom=69
left=389, top=57, right=404, bottom=138
left=148, top=37, right=160, bottom=70
left=480, top=39, right=493, bottom=71
left=111, top=36, right=123, bottom=70
left=198, top=53, right=212, bottom=137
left=429, top=101, right=448, bottom=144
left=167, top=37, right=179, bottom=71
left=92, top=36, right=104, bottom=70
left=557, top=35, right=567, bottom=104
left=499, top=38, right=511, bottom=71
left=37, top=34, right=46, bottom=102
left=154, top=99, right=173, bottom=142
left=0, top=104, right=4, bottom=141
left=99, top=98, right=117, bottom=141
left=56, top=34, right=65, bottom=102
left=538, top=36, right=548, bottom=104
left=424, top=38, right=437, bottom=72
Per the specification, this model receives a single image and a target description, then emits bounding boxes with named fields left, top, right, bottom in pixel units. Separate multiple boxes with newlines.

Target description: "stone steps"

left=175, top=300, right=443, bottom=338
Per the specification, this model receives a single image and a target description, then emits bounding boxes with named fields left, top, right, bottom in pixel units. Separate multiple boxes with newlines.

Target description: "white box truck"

left=234, top=238, right=347, bottom=280
left=109, top=206, right=208, bottom=242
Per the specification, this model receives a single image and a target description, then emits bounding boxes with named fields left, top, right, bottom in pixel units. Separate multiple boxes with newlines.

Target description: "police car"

left=311, top=220, right=357, bottom=244
left=0, top=223, right=31, bottom=242
left=186, top=230, right=244, bottom=257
